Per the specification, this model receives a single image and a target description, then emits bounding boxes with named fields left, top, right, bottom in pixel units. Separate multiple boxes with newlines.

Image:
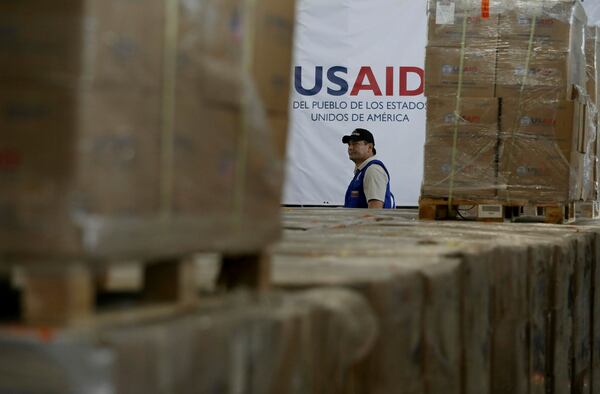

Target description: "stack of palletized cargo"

left=423, top=0, right=502, bottom=199
left=0, top=0, right=299, bottom=385
left=496, top=0, right=587, bottom=203
left=421, top=0, right=597, bottom=221
left=0, top=0, right=295, bottom=260
left=579, top=24, right=600, bottom=217
left=271, top=208, right=600, bottom=393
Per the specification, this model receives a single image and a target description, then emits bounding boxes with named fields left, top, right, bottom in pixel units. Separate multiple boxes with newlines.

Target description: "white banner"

left=283, top=0, right=428, bottom=206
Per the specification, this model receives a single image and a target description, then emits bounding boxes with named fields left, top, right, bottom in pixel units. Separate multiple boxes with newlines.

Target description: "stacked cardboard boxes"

left=423, top=0, right=594, bottom=205
left=496, top=1, right=587, bottom=203
left=423, top=0, right=502, bottom=199
left=0, top=0, right=295, bottom=260
left=423, top=97, right=499, bottom=198
left=584, top=26, right=600, bottom=203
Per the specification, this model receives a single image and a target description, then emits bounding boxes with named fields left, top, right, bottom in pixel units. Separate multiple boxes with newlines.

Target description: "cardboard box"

left=177, top=0, right=295, bottom=112
left=497, top=135, right=578, bottom=202
left=0, top=0, right=295, bottom=111
left=0, top=289, right=377, bottom=394
left=0, top=12, right=84, bottom=87
left=427, top=13, right=499, bottom=48
left=498, top=12, right=570, bottom=51
left=497, top=1, right=585, bottom=52
left=0, top=0, right=294, bottom=260
left=0, top=0, right=164, bottom=89
left=500, top=98, right=575, bottom=140
left=422, top=134, right=497, bottom=199
left=0, top=85, right=286, bottom=258
left=251, top=0, right=296, bottom=112
left=172, top=98, right=283, bottom=217
left=425, top=46, right=496, bottom=97
left=426, top=97, right=499, bottom=137
left=495, top=47, right=569, bottom=98
left=497, top=96, right=581, bottom=202
left=266, top=113, right=290, bottom=157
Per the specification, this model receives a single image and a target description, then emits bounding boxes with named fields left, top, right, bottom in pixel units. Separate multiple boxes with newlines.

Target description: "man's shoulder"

left=359, top=155, right=383, bottom=169
left=364, top=162, right=388, bottom=181
left=364, top=157, right=388, bottom=172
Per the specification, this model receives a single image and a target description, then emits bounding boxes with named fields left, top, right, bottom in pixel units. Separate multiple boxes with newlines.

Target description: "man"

left=342, top=128, right=394, bottom=209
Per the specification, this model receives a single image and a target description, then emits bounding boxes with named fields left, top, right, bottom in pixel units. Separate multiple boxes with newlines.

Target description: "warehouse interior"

left=4, top=0, right=600, bottom=393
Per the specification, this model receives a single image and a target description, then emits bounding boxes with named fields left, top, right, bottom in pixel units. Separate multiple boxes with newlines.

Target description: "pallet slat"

left=419, top=197, right=576, bottom=224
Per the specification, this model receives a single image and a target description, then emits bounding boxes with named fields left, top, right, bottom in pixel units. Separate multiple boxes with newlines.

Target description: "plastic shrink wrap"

left=0, top=0, right=295, bottom=261
left=423, top=0, right=598, bottom=205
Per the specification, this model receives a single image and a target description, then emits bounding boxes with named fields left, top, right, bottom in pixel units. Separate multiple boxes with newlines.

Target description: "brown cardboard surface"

left=427, top=12, right=499, bottom=48
left=495, top=86, right=566, bottom=101
left=0, top=0, right=294, bottom=111
left=0, top=0, right=164, bottom=89
left=177, top=0, right=295, bottom=112
left=75, top=88, right=163, bottom=216
left=495, top=47, right=569, bottom=97
left=0, top=289, right=377, bottom=394
left=0, top=84, right=285, bottom=258
left=172, top=99, right=282, bottom=219
left=500, top=98, right=575, bottom=141
left=498, top=96, right=579, bottom=202
left=426, top=97, right=499, bottom=137
left=0, top=0, right=294, bottom=259
left=266, top=113, right=290, bottom=157
left=497, top=135, right=577, bottom=202
left=0, top=12, right=84, bottom=86
left=425, top=46, right=496, bottom=97
left=498, top=10, right=572, bottom=51
left=251, top=0, right=296, bottom=112
left=83, top=0, right=165, bottom=89
left=422, top=134, right=497, bottom=198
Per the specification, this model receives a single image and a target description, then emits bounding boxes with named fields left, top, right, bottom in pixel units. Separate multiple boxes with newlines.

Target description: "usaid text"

left=294, top=66, right=425, bottom=96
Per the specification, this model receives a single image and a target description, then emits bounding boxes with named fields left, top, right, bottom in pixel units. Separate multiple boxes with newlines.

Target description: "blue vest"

left=344, top=160, right=395, bottom=208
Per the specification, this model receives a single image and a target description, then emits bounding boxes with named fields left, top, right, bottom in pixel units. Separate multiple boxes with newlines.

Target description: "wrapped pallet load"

left=495, top=0, right=587, bottom=203
left=423, top=0, right=502, bottom=200
left=421, top=0, right=596, bottom=221
left=0, top=0, right=295, bottom=260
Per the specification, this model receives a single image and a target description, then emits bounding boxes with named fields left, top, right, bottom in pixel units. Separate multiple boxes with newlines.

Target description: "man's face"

left=347, top=140, right=373, bottom=163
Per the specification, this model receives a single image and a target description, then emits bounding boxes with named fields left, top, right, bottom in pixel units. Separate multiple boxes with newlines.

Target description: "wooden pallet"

left=419, top=197, right=576, bottom=224
left=1, top=251, right=271, bottom=327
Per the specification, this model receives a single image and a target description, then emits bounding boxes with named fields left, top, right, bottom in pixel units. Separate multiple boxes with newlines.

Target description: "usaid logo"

left=520, top=116, right=532, bottom=126
left=442, top=65, right=478, bottom=75
left=516, top=166, right=528, bottom=176
left=513, top=66, right=526, bottom=77
left=443, top=113, right=480, bottom=124
left=294, top=66, right=424, bottom=97
left=444, top=113, right=456, bottom=123
left=442, top=65, right=455, bottom=75
left=514, top=66, right=557, bottom=78
left=516, top=15, right=553, bottom=26
left=520, top=116, right=556, bottom=126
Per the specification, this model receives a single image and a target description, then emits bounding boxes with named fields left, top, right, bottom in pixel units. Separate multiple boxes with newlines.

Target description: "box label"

left=478, top=204, right=503, bottom=218
left=436, top=1, right=455, bottom=25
